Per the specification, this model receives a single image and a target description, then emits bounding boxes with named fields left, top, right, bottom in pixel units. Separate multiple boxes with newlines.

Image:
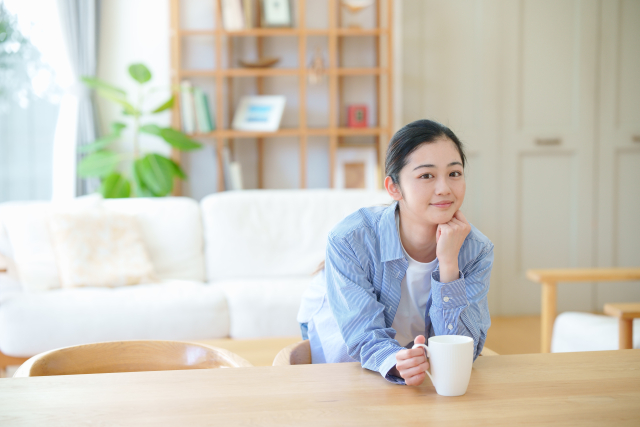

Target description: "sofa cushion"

left=201, top=189, right=391, bottom=281
left=551, top=311, right=640, bottom=353
left=0, top=280, right=229, bottom=357
left=217, top=277, right=312, bottom=339
left=102, top=198, right=205, bottom=282
left=0, top=197, right=206, bottom=292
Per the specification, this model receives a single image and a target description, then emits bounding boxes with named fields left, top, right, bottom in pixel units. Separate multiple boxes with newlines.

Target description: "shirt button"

left=443, top=296, right=450, bottom=302
left=448, top=324, right=453, bottom=330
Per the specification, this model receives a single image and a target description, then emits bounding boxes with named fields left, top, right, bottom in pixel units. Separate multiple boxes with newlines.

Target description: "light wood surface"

left=526, top=268, right=640, bottom=353
left=195, top=337, right=302, bottom=366
left=170, top=0, right=394, bottom=190
left=604, top=303, right=640, bottom=350
left=484, top=315, right=541, bottom=355
left=13, top=340, right=252, bottom=377
left=1, top=350, right=638, bottom=426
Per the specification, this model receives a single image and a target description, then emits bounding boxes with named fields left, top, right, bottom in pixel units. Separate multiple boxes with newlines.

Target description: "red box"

left=347, top=105, right=368, bottom=128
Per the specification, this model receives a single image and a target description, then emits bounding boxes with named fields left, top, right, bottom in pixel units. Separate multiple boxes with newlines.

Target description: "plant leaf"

left=100, top=172, right=131, bottom=198
left=139, top=124, right=162, bottom=136
left=128, top=63, right=151, bottom=84
left=77, top=151, right=120, bottom=177
left=78, top=134, right=118, bottom=153
left=170, top=159, right=187, bottom=180
left=81, top=76, right=126, bottom=97
left=137, top=153, right=175, bottom=196
left=151, top=96, right=174, bottom=113
left=159, top=128, right=202, bottom=151
left=97, top=89, right=138, bottom=115
left=132, top=160, right=155, bottom=197
left=111, top=122, right=126, bottom=135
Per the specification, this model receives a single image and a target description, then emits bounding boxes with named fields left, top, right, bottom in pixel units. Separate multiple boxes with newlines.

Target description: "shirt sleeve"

left=324, top=234, right=406, bottom=384
left=429, top=241, right=493, bottom=360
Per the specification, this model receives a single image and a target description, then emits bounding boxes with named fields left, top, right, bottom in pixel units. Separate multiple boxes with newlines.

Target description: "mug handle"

left=411, top=343, right=434, bottom=385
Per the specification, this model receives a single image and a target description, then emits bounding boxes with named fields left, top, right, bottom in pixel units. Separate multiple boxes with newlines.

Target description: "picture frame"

left=232, top=95, right=286, bottom=131
left=334, top=147, right=378, bottom=191
left=260, top=0, right=292, bottom=27
left=347, top=104, right=368, bottom=128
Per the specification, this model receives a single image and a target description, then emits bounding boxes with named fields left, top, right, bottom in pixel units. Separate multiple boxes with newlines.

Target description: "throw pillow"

left=49, top=209, right=157, bottom=288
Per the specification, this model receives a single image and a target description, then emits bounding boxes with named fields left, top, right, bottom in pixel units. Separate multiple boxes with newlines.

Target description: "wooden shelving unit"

left=170, top=0, right=393, bottom=192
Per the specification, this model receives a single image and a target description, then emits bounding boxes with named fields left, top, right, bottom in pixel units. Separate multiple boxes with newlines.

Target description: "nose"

left=434, top=175, right=451, bottom=195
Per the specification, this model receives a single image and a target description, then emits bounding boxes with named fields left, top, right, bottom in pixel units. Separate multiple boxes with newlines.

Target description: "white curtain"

left=52, top=0, right=99, bottom=200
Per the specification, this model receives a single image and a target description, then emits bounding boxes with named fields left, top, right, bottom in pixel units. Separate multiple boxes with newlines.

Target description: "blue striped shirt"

left=297, top=201, right=493, bottom=384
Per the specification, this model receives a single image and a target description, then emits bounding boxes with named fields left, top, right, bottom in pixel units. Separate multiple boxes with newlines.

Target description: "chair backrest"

left=13, top=340, right=253, bottom=377
left=272, top=340, right=311, bottom=366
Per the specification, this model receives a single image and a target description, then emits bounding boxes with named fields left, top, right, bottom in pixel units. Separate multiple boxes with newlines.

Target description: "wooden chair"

left=603, top=303, right=640, bottom=350
left=13, top=340, right=253, bottom=377
left=272, top=340, right=498, bottom=366
left=526, top=268, right=640, bottom=353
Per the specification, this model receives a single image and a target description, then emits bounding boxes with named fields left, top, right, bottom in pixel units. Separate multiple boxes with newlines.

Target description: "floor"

left=197, top=315, right=542, bottom=366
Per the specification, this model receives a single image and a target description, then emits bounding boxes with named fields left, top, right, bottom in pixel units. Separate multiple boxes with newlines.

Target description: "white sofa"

left=0, top=190, right=391, bottom=359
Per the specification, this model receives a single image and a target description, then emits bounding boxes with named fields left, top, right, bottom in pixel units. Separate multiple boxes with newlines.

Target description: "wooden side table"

left=603, top=303, right=640, bottom=349
left=526, top=268, right=640, bottom=353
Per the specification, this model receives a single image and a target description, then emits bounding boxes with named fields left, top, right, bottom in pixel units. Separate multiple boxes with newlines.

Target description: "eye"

left=419, top=173, right=434, bottom=179
left=450, top=171, right=463, bottom=177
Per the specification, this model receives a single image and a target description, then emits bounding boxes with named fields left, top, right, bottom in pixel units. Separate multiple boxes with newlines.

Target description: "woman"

left=297, top=119, right=493, bottom=386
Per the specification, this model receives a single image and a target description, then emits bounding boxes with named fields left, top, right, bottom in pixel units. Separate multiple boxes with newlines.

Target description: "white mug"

left=412, top=335, right=474, bottom=396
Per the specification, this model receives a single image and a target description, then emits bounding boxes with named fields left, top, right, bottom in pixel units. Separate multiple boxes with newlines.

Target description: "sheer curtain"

left=52, top=0, right=99, bottom=200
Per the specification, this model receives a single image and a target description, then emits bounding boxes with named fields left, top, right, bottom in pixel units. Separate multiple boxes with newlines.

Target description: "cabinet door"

left=596, top=0, right=640, bottom=306
left=401, top=0, right=502, bottom=312
left=500, top=0, right=599, bottom=315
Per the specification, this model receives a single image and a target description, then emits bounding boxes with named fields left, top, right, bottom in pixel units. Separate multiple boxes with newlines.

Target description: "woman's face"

left=389, top=138, right=466, bottom=225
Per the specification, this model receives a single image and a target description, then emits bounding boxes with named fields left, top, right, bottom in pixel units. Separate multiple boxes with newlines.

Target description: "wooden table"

left=526, top=268, right=640, bottom=353
left=1, top=350, right=639, bottom=426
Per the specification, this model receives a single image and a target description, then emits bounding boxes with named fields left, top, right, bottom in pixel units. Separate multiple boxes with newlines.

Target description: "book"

left=180, top=80, right=195, bottom=134
left=242, top=0, right=253, bottom=29
left=202, top=93, right=215, bottom=130
left=221, top=0, right=244, bottom=31
left=193, top=87, right=212, bottom=133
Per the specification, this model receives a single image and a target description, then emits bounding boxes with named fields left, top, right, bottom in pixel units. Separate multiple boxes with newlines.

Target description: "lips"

left=431, top=201, right=453, bottom=208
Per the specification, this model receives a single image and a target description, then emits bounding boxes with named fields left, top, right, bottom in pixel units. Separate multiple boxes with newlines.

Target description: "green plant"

left=78, top=63, right=201, bottom=198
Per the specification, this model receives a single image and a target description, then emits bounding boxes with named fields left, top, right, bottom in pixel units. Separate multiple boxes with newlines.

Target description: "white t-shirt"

left=390, top=210, right=438, bottom=347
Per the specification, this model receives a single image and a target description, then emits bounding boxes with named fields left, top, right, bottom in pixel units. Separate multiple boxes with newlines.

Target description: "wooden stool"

left=603, top=303, right=640, bottom=350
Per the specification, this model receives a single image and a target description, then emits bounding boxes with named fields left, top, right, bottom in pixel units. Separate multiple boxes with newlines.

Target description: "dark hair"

left=385, top=119, right=467, bottom=185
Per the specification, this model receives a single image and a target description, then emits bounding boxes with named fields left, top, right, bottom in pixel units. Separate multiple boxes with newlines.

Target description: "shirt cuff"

left=380, top=352, right=405, bottom=385
left=431, top=270, right=469, bottom=309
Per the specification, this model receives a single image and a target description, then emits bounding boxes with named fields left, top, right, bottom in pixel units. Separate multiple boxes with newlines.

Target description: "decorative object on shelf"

left=260, top=0, right=292, bottom=27
left=232, top=95, right=286, bottom=131
left=341, top=0, right=374, bottom=28
left=79, top=63, right=201, bottom=198
left=222, top=0, right=245, bottom=31
left=222, top=146, right=244, bottom=191
left=239, top=57, right=280, bottom=68
left=335, top=147, right=377, bottom=191
left=308, top=47, right=327, bottom=85
left=347, top=105, right=368, bottom=128
left=193, top=87, right=215, bottom=133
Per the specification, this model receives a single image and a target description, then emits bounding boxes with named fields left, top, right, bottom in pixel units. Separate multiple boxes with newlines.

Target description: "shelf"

left=178, top=28, right=388, bottom=37
left=189, top=127, right=388, bottom=139
left=181, top=67, right=387, bottom=77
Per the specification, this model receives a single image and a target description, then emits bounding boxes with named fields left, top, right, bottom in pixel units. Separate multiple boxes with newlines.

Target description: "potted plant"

left=79, top=63, right=200, bottom=198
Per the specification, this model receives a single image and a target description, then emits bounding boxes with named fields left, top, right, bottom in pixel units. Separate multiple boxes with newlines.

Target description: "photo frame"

left=334, top=147, right=378, bottom=191
left=261, top=0, right=292, bottom=27
left=232, top=95, right=286, bottom=131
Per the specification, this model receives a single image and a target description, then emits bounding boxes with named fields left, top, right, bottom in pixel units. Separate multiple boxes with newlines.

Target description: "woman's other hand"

left=394, top=335, right=429, bottom=386
left=436, top=210, right=471, bottom=283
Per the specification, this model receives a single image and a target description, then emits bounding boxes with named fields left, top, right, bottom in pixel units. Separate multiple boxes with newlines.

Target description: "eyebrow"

left=413, top=161, right=463, bottom=171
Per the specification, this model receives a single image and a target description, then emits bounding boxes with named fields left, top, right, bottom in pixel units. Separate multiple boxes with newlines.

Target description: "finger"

left=401, top=361, right=430, bottom=379
left=414, top=335, right=426, bottom=345
left=404, top=372, right=426, bottom=386
left=396, top=348, right=424, bottom=362
left=454, top=210, right=468, bottom=223
left=396, top=354, right=426, bottom=371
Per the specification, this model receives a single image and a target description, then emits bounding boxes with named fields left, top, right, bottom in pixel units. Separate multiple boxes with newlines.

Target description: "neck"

left=397, top=203, right=438, bottom=263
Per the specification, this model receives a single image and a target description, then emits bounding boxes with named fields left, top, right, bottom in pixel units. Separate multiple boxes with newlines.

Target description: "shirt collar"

left=379, top=201, right=405, bottom=262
